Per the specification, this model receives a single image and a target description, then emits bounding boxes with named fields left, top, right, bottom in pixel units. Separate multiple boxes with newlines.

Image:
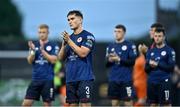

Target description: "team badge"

left=46, top=46, right=52, bottom=51
left=161, top=51, right=166, bottom=56
left=151, top=52, right=154, bottom=56
left=77, top=37, right=82, bottom=42
left=122, top=45, right=127, bottom=51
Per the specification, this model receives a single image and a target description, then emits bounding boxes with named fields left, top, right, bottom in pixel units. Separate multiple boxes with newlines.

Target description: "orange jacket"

left=133, top=54, right=147, bottom=99
left=133, top=54, right=147, bottom=85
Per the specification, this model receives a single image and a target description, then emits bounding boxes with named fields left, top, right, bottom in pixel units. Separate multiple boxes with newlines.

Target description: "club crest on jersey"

left=122, top=45, right=127, bottom=51
left=161, top=51, right=166, bottom=56
left=77, top=37, right=82, bottom=43
left=46, top=46, right=52, bottom=51
left=151, top=52, right=154, bottom=56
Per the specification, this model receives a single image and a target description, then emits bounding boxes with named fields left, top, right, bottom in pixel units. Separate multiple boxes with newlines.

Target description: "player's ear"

left=79, top=17, right=83, bottom=23
left=163, top=35, right=166, bottom=40
left=47, top=29, right=49, bottom=34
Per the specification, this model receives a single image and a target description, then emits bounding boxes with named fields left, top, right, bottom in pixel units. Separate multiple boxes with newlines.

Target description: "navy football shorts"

left=25, top=80, right=54, bottom=102
left=66, top=80, right=93, bottom=104
left=108, top=81, right=134, bottom=101
left=147, top=79, right=171, bottom=104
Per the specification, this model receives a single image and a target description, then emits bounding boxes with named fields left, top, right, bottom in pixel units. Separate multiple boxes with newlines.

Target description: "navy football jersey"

left=31, top=41, right=59, bottom=80
left=65, top=30, right=95, bottom=83
left=145, top=45, right=176, bottom=83
left=106, top=40, right=137, bottom=82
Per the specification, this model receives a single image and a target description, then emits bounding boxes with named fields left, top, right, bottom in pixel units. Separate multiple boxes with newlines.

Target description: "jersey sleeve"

left=145, top=49, right=151, bottom=74
left=105, top=44, right=112, bottom=58
left=158, top=48, right=176, bottom=72
left=31, top=41, right=38, bottom=64
left=51, top=43, right=59, bottom=56
left=81, top=35, right=95, bottom=50
left=120, top=44, right=137, bottom=66
left=129, top=44, right=137, bottom=58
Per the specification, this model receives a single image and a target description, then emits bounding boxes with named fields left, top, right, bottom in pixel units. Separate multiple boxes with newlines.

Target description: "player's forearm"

left=158, top=62, right=175, bottom=72
left=145, top=62, right=154, bottom=74
left=27, top=55, right=35, bottom=64
left=68, top=39, right=88, bottom=58
left=120, top=57, right=136, bottom=66
left=41, top=50, right=57, bottom=64
left=58, top=46, right=66, bottom=61
left=105, top=57, right=114, bottom=67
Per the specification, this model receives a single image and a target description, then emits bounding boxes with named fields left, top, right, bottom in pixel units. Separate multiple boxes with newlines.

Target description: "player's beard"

left=156, top=41, right=163, bottom=46
left=40, top=35, right=48, bottom=41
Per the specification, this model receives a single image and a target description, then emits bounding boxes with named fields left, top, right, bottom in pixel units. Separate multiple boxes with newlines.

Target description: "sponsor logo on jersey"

left=151, top=52, right=154, bottom=56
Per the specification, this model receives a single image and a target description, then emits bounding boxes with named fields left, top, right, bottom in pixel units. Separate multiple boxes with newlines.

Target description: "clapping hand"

left=28, top=41, right=35, bottom=50
left=149, top=59, right=158, bottom=68
left=61, top=31, right=70, bottom=43
left=108, top=53, right=120, bottom=63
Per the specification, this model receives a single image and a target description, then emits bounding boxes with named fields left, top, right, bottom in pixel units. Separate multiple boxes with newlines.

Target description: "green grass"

left=0, top=79, right=62, bottom=106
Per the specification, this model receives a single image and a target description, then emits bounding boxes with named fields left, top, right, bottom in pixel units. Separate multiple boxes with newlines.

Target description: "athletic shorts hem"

left=80, top=98, right=91, bottom=103
left=108, top=96, right=119, bottom=100
left=43, top=98, right=54, bottom=102
left=66, top=99, right=79, bottom=104
left=25, top=96, right=39, bottom=101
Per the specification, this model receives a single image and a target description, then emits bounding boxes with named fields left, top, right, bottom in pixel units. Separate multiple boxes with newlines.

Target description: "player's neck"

left=40, top=39, right=48, bottom=43
left=156, top=43, right=165, bottom=48
left=116, top=38, right=124, bottom=43
left=73, top=26, right=83, bottom=35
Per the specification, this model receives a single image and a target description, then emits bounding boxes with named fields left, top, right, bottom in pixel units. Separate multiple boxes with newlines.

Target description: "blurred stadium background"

left=0, top=0, right=179, bottom=106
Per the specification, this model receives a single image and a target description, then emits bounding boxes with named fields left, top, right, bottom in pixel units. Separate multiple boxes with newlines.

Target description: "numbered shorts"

left=108, top=81, right=134, bottom=100
left=147, top=79, right=171, bottom=104
left=25, top=80, right=54, bottom=102
left=66, top=80, right=93, bottom=104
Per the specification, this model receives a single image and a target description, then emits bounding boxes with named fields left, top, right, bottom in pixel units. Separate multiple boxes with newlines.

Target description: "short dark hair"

left=67, top=10, right=83, bottom=19
left=151, top=22, right=164, bottom=28
left=115, top=24, right=126, bottom=33
left=155, top=27, right=165, bottom=35
left=39, top=24, right=49, bottom=29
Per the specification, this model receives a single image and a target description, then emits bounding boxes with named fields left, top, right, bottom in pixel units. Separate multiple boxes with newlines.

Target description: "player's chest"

left=110, top=44, right=129, bottom=55
left=150, top=50, right=168, bottom=61
left=35, top=45, right=53, bottom=55
left=71, top=36, right=84, bottom=46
